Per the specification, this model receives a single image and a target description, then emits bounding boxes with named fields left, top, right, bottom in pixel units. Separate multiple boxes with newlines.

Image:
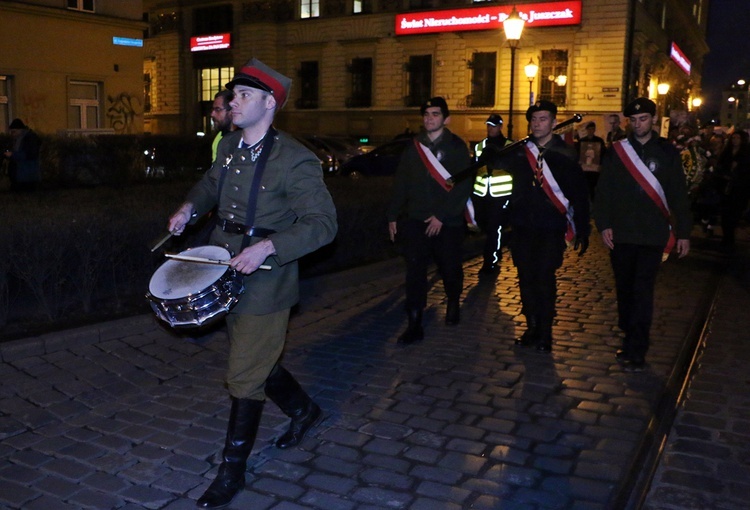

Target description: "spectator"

left=717, top=130, right=750, bottom=247
left=3, top=118, right=42, bottom=191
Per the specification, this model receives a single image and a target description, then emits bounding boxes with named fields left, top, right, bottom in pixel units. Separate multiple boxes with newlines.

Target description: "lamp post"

left=524, top=58, right=538, bottom=106
left=657, top=82, right=670, bottom=135
left=503, top=6, right=525, bottom=139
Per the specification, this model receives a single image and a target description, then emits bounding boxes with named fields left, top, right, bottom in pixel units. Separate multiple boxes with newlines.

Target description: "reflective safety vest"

left=473, top=138, right=513, bottom=198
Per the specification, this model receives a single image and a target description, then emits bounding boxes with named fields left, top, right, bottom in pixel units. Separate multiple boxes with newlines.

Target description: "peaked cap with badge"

left=525, top=100, right=558, bottom=121
left=226, top=58, right=292, bottom=109
left=420, top=96, right=450, bottom=118
left=623, top=97, right=656, bottom=117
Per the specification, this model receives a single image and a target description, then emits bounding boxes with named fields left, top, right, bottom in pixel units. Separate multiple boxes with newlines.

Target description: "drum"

left=146, top=245, right=244, bottom=328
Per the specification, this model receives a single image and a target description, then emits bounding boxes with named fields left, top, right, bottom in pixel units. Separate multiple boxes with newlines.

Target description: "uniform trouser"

left=609, top=243, right=663, bottom=358
left=401, top=218, right=465, bottom=311
left=510, top=226, right=566, bottom=326
left=226, top=308, right=290, bottom=400
left=474, top=195, right=511, bottom=266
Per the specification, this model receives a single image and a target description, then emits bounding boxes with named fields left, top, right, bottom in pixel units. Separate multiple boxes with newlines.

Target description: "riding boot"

left=397, top=308, right=424, bottom=344
left=265, top=364, right=322, bottom=449
left=445, top=298, right=460, bottom=325
left=536, top=317, right=553, bottom=352
left=196, top=398, right=264, bottom=509
left=515, top=314, right=538, bottom=346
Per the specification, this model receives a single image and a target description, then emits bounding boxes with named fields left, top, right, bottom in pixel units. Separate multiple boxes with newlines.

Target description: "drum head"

left=149, top=246, right=232, bottom=300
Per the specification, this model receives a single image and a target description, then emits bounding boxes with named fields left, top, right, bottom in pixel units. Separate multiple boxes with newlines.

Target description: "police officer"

left=473, top=114, right=514, bottom=275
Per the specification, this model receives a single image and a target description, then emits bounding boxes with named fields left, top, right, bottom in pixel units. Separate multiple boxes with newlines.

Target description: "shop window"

left=539, top=50, right=568, bottom=107
left=406, top=55, right=432, bottom=107
left=301, top=0, right=320, bottom=19
left=469, top=52, right=496, bottom=107
left=67, top=0, right=94, bottom=12
left=408, top=0, right=433, bottom=9
left=199, top=67, right=234, bottom=102
left=194, top=4, right=233, bottom=35
left=347, top=58, right=372, bottom=108
left=297, top=61, right=319, bottom=109
left=68, top=81, right=100, bottom=129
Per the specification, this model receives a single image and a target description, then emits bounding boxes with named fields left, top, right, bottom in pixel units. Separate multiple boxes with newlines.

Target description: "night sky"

left=701, top=0, right=750, bottom=119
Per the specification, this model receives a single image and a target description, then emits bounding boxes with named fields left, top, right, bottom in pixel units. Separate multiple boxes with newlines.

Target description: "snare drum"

left=146, top=245, right=244, bottom=328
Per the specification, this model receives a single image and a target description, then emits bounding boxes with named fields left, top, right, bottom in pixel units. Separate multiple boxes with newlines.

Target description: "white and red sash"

left=414, top=139, right=477, bottom=227
left=523, top=142, right=576, bottom=242
left=612, top=139, right=676, bottom=259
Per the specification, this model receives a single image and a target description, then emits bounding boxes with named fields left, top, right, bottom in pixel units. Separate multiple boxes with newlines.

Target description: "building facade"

left=0, top=0, right=147, bottom=135
left=720, top=79, right=749, bottom=129
left=141, top=0, right=709, bottom=142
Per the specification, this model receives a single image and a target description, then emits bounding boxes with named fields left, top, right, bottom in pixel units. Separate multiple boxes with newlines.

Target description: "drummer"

left=167, top=58, right=337, bottom=509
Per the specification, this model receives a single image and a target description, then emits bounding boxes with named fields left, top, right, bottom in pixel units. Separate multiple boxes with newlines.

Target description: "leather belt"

left=219, top=219, right=276, bottom=238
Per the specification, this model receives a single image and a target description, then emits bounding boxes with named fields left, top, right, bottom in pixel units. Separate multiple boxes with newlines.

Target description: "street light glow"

left=657, top=83, right=670, bottom=95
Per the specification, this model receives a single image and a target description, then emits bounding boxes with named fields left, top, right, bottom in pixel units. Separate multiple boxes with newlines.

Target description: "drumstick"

left=150, top=232, right=174, bottom=252
left=164, top=253, right=271, bottom=271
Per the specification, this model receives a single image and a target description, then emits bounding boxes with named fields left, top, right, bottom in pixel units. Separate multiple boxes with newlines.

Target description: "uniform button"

left=235, top=169, right=241, bottom=174
left=240, top=155, right=246, bottom=161
left=231, top=203, right=238, bottom=209
left=228, top=213, right=235, bottom=219
left=233, top=185, right=239, bottom=191
left=223, top=243, right=230, bottom=249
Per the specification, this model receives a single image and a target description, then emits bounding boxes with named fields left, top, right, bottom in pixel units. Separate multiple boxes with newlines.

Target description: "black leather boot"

left=445, top=298, right=460, bottom=325
left=515, top=315, right=537, bottom=346
left=196, top=398, right=263, bottom=509
left=397, top=308, right=424, bottom=344
left=265, top=364, right=322, bottom=449
left=536, top=318, right=553, bottom=352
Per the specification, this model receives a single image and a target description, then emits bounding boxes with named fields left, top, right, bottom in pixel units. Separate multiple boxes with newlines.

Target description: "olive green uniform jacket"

left=186, top=129, right=338, bottom=315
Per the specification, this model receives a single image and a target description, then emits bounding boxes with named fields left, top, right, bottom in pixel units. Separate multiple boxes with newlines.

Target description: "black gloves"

left=574, top=235, right=589, bottom=256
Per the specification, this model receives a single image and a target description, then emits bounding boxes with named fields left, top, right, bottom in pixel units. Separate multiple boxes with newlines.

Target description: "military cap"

left=525, top=100, right=558, bottom=121
left=420, top=96, right=450, bottom=118
left=226, top=58, right=292, bottom=109
left=624, top=97, right=656, bottom=117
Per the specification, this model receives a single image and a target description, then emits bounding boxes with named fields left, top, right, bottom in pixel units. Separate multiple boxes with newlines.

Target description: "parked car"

left=300, top=135, right=364, bottom=172
left=338, top=137, right=412, bottom=178
left=293, top=135, right=336, bottom=175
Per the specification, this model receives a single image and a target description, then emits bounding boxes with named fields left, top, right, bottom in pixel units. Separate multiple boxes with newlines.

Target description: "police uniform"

left=508, top=101, right=590, bottom=351
left=473, top=114, right=514, bottom=274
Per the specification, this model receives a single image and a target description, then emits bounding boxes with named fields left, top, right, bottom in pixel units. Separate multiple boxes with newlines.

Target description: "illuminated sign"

left=113, top=37, right=143, bottom=47
left=670, top=42, right=691, bottom=75
left=190, top=33, right=231, bottom=52
left=395, top=1, right=582, bottom=35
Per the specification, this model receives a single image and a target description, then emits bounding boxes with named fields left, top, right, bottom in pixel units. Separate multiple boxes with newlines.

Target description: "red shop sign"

left=395, top=1, right=582, bottom=36
left=190, top=33, right=231, bottom=52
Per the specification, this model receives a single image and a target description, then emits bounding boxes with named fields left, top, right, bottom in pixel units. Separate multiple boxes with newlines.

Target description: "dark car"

left=300, top=135, right=364, bottom=172
left=293, top=135, right=336, bottom=175
left=339, top=137, right=412, bottom=178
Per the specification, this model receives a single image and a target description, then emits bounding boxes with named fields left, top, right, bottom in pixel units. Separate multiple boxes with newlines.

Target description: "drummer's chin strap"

left=240, top=126, right=277, bottom=251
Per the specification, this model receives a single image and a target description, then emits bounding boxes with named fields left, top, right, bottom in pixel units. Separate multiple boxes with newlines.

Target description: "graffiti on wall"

left=107, top=93, right=141, bottom=133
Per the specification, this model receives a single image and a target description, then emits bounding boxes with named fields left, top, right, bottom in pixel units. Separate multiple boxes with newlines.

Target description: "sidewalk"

left=0, top=228, right=743, bottom=510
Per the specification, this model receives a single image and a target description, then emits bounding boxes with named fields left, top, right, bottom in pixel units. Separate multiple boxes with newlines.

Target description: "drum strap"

left=240, top=126, right=277, bottom=251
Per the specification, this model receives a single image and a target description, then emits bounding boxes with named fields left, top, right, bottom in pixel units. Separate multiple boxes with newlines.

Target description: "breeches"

left=225, top=308, right=290, bottom=400
left=510, top=226, right=566, bottom=323
left=609, top=243, right=662, bottom=356
left=401, top=219, right=465, bottom=310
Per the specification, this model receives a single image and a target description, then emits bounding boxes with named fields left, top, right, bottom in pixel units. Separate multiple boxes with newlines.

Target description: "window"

left=0, top=76, right=10, bottom=134
left=539, top=50, right=568, bottom=107
left=353, top=0, right=373, bottom=14
left=297, top=61, right=319, bottom=109
left=347, top=58, right=372, bottom=108
left=194, top=4, right=233, bottom=35
left=406, top=55, right=432, bottom=107
left=67, top=0, right=94, bottom=12
left=469, top=52, right=496, bottom=107
left=199, top=67, right=233, bottom=102
left=68, top=81, right=100, bottom=129
left=301, top=0, right=320, bottom=19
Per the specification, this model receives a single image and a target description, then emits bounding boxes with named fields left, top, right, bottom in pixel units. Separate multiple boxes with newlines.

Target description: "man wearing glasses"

left=210, top=89, right=235, bottom=161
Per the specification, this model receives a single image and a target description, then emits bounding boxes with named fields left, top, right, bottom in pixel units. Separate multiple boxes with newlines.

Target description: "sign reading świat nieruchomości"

left=395, top=1, right=582, bottom=36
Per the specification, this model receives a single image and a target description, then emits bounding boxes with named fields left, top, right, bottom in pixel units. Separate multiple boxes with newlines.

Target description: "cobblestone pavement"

left=0, top=228, right=745, bottom=510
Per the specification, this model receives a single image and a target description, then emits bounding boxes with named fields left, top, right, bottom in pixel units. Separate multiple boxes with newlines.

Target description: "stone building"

left=0, top=0, right=146, bottom=135
left=142, top=0, right=709, bottom=142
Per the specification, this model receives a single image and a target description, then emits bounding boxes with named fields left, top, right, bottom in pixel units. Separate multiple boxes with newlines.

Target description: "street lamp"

left=524, top=58, right=538, bottom=106
left=503, top=6, right=525, bottom=139
left=657, top=82, right=670, bottom=135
